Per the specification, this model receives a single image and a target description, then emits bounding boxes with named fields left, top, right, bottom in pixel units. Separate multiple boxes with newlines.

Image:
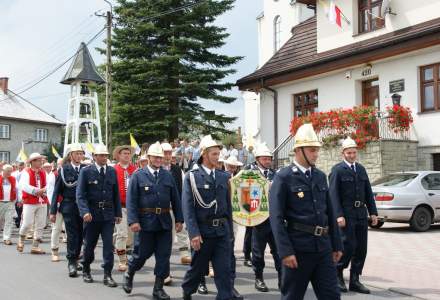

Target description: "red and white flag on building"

left=320, top=0, right=349, bottom=28
left=328, top=0, right=342, bottom=27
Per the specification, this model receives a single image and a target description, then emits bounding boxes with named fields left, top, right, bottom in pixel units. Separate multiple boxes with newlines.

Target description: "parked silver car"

left=371, top=171, right=440, bottom=232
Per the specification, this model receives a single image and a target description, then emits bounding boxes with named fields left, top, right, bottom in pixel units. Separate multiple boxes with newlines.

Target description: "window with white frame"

left=0, top=124, right=10, bottom=139
left=274, top=15, right=281, bottom=53
left=0, top=151, right=10, bottom=163
left=34, top=128, right=48, bottom=142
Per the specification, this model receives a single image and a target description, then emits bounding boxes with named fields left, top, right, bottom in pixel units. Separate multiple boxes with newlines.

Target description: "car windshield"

left=372, top=174, right=418, bottom=187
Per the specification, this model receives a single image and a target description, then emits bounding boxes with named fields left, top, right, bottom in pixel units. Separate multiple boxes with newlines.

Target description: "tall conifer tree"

left=110, top=0, right=241, bottom=143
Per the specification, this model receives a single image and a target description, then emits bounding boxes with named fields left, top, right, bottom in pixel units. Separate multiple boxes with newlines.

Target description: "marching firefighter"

left=270, top=124, right=343, bottom=300
left=50, top=143, right=86, bottom=277
left=122, top=142, right=183, bottom=300
left=76, top=144, right=122, bottom=287
left=245, top=143, right=281, bottom=292
left=181, top=135, right=234, bottom=300
left=329, top=137, right=378, bottom=294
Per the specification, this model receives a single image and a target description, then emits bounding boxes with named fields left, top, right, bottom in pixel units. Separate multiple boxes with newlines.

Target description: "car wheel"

left=410, top=207, right=432, bottom=232
left=368, top=220, right=384, bottom=229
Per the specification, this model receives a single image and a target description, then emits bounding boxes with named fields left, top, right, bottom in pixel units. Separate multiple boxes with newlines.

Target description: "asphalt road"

left=0, top=226, right=417, bottom=300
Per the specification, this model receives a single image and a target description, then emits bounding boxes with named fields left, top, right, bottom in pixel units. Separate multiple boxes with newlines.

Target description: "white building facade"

left=238, top=0, right=440, bottom=171
left=242, top=0, right=314, bottom=144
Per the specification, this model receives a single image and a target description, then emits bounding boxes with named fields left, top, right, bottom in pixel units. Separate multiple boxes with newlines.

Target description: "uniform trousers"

left=337, top=218, right=368, bottom=275
left=252, top=223, right=281, bottom=279
left=128, top=230, right=172, bottom=279
left=243, top=226, right=253, bottom=259
left=82, top=220, right=115, bottom=272
left=281, top=250, right=340, bottom=300
left=182, top=234, right=232, bottom=300
left=62, top=212, right=83, bottom=262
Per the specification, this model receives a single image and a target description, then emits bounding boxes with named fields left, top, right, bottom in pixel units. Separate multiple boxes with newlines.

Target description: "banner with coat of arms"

left=230, top=170, right=270, bottom=227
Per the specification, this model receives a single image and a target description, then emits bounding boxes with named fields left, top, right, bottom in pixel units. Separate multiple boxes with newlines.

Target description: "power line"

left=1, top=1, right=209, bottom=103
left=10, top=12, right=101, bottom=84
left=11, top=17, right=103, bottom=90
left=0, top=27, right=106, bottom=103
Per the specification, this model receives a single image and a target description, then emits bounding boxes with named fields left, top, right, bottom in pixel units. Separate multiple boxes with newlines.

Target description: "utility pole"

left=95, top=2, right=113, bottom=150
left=105, top=9, right=112, bottom=151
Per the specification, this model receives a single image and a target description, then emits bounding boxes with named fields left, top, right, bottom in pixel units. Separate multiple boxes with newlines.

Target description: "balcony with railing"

left=272, top=106, right=416, bottom=170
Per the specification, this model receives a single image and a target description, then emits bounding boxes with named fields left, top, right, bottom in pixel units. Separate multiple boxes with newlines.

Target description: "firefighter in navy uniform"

left=122, top=142, right=183, bottom=300
left=244, top=143, right=281, bottom=292
left=269, top=124, right=343, bottom=300
left=329, top=137, right=378, bottom=294
left=49, top=143, right=85, bottom=278
left=181, top=135, right=234, bottom=300
left=76, top=144, right=122, bottom=287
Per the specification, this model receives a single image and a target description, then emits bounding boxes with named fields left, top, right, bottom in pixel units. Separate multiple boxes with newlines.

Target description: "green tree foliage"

left=110, top=0, right=241, bottom=145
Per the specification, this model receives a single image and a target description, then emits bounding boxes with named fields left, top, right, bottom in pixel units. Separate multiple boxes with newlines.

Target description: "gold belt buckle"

left=155, top=208, right=162, bottom=214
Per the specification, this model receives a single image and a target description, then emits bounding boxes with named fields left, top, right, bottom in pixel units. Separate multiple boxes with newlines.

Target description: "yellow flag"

left=52, top=145, right=61, bottom=159
left=85, top=142, right=95, bottom=153
left=130, top=133, right=141, bottom=155
left=17, top=148, right=28, bottom=162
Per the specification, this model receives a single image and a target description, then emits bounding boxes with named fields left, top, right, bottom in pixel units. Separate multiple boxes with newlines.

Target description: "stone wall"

left=314, top=140, right=419, bottom=181
left=418, top=145, right=440, bottom=170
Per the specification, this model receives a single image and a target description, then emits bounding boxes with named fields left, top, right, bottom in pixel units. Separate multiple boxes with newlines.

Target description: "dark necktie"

left=263, top=170, right=268, bottom=178
left=154, top=171, right=158, bottom=183
left=209, top=170, right=215, bottom=183
left=75, top=167, right=79, bottom=174
left=305, top=169, right=311, bottom=179
left=351, top=164, right=356, bottom=173
left=99, top=167, right=105, bottom=177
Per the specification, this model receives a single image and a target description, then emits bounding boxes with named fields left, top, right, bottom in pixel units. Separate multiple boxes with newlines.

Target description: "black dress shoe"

left=349, top=274, right=370, bottom=294
left=243, top=259, right=252, bottom=267
left=83, top=272, right=93, bottom=283
left=337, top=271, right=348, bottom=292
left=197, top=282, right=208, bottom=294
left=123, top=272, right=134, bottom=294
left=232, top=287, right=244, bottom=300
left=103, top=273, right=118, bottom=288
left=153, top=277, right=170, bottom=300
left=182, top=293, right=192, bottom=300
left=255, top=278, right=269, bottom=292
left=68, top=263, right=78, bottom=278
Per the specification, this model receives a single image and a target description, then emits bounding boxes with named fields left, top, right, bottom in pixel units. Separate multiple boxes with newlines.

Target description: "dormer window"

left=359, top=0, right=385, bottom=34
left=274, top=15, right=281, bottom=53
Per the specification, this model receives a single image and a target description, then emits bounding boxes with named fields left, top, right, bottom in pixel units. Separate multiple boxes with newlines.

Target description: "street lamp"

left=391, top=93, right=401, bottom=106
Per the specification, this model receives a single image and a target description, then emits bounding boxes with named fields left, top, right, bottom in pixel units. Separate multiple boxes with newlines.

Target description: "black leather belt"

left=203, top=218, right=227, bottom=227
left=138, top=207, right=171, bottom=214
left=96, top=201, right=113, bottom=209
left=354, top=201, right=365, bottom=208
left=288, top=222, right=329, bottom=237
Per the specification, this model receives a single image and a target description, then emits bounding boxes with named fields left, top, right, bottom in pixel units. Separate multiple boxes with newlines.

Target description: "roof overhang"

left=237, top=19, right=440, bottom=91
left=296, top=0, right=316, bottom=6
left=0, top=115, right=65, bottom=126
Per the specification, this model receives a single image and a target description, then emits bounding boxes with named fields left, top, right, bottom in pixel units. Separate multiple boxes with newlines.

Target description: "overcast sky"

left=0, top=0, right=263, bottom=130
